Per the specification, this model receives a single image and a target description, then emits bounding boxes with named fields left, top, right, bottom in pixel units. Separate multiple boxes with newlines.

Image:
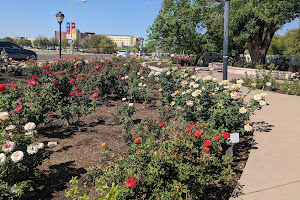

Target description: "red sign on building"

left=71, top=22, right=76, bottom=30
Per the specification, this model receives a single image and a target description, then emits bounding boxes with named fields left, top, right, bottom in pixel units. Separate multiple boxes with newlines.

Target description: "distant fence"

left=244, top=54, right=300, bottom=67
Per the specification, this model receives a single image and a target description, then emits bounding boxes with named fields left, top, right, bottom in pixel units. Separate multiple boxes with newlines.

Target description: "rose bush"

left=83, top=118, right=234, bottom=199
left=0, top=113, right=45, bottom=199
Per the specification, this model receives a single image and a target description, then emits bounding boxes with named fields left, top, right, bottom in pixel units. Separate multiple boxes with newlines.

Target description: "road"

left=37, top=53, right=110, bottom=61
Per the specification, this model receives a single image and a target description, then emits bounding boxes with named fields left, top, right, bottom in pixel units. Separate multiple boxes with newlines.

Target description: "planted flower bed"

left=0, top=52, right=267, bottom=199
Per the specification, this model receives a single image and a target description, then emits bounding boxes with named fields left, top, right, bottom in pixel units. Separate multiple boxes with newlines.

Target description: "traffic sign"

left=68, top=38, right=74, bottom=44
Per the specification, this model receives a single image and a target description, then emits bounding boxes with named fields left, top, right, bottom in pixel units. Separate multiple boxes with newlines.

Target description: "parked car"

left=0, top=40, right=37, bottom=60
left=117, top=50, right=129, bottom=57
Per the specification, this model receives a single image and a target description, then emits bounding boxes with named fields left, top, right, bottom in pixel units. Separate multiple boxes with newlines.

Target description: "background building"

left=105, top=35, right=137, bottom=48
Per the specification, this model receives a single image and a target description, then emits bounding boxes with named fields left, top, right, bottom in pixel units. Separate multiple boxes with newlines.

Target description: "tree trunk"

left=247, top=23, right=276, bottom=68
left=194, top=53, right=203, bottom=66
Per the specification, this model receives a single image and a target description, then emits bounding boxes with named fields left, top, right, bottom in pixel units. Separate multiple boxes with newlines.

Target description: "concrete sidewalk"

left=230, top=90, right=300, bottom=200
left=148, top=65, right=300, bottom=199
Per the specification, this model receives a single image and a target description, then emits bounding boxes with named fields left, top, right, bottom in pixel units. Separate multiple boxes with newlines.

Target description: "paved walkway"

left=148, top=65, right=300, bottom=200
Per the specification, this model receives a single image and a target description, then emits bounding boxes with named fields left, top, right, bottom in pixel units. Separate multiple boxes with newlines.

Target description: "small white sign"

left=266, top=82, right=271, bottom=86
left=68, top=38, right=74, bottom=44
left=229, top=133, right=239, bottom=143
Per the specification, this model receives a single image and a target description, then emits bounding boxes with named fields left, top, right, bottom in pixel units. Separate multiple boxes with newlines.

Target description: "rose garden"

left=0, top=50, right=285, bottom=200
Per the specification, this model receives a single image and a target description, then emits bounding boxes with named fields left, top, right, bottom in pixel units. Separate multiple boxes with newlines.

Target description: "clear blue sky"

left=0, top=0, right=298, bottom=40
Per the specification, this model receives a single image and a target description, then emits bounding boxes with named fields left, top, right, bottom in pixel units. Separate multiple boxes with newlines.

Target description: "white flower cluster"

left=253, top=93, right=268, bottom=107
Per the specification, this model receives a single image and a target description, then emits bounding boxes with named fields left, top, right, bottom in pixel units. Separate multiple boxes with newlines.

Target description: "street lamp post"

left=70, top=0, right=87, bottom=54
left=223, top=0, right=230, bottom=80
left=56, top=12, right=65, bottom=58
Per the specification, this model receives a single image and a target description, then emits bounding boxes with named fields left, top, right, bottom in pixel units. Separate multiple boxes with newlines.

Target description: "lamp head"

left=82, top=0, right=87, bottom=2
left=56, top=11, right=65, bottom=24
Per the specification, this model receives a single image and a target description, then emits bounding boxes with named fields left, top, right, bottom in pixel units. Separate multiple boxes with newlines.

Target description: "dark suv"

left=0, top=40, right=37, bottom=61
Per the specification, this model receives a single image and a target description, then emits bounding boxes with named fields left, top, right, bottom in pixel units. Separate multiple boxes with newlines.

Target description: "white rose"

left=5, top=125, right=16, bottom=131
left=138, top=82, right=143, bottom=87
left=244, top=124, right=253, bottom=132
left=141, top=76, right=145, bottom=80
left=27, top=144, right=39, bottom=155
left=191, top=75, right=197, bottom=79
left=230, top=91, right=240, bottom=100
left=47, top=142, right=58, bottom=148
left=125, top=76, right=129, bottom=79
left=25, top=131, right=34, bottom=137
left=253, top=94, right=262, bottom=101
left=128, top=103, right=133, bottom=107
left=239, top=107, right=247, bottom=114
left=2, top=141, right=15, bottom=153
left=137, top=72, right=140, bottom=76
left=213, top=78, right=218, bottom=82
left=259, top=100, right=266, bottom=107
left=193, top=84, right=199, bottom=89
left=192, top=90, right=202, bottom=97
left=0, top=153, right=6, bottom=166
left=24, top=122, right=36, bottom=131
left=186, top=100, right=194, bottom=106
left=121, top=77, right=125, bottom=80
left=122, top=98, right=127, bottom=101
left=32, top=142, right=44, bottom=149
left=0, top=112, right=9, bottom=121
left=236, top=79, right=244, bottom=85
left=9, top=184, right=19, bottom=195
left=189, top=82, right=195, bottom=87
left=259, top=93, right=268, bottom=98
left=231, top=84, right=242, bottom=90
left=154, top=72, right=161, bottom=76
left=11, top=151, right=24, bottom=162
left=166, top=71, right=171, bottom=75
left=143, top=84, right=146, bottom=87
left=221, top=80, right=229, bottom=86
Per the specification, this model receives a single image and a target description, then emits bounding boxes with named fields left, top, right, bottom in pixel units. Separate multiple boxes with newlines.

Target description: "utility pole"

left=223, top=0, right=230, bottom=80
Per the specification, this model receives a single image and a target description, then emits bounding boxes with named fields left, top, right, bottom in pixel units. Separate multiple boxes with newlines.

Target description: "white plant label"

left=229, top=133, right=239, bottom=143
left=266, top=82, right=272, bottom=86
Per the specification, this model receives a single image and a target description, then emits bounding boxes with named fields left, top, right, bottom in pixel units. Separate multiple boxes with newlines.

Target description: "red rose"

left=28, top=80, right=36, bottom=86
left=42, top=70, right=46, bottom=75
left=52, top=80, right=57, bottom=84
left=16, top=105, right=22, bottom=112
left=125, top=178, right=136, bottom=188
left=70, top=79, right=75, bottom=83
left=194, top=130, right=203, bottom=137
left=74, top=87, right=79, bottom=90
left=11, top=81, right=14, bottom=84
left=32, top=75, right=37, bottom=80
left=213, top=135, right=221, bottom=140
left=186, top=126, right=191, bottom=132
left=12, top=84, right=17, bottom=88
left=59, top=72, right=64, bottom=75
left=50, top=74, right=55, bottom=77
left=76, top=92, right=82, bottom=97
left=49, top=71, right=53, bottom=74
left=18, top=98, right=23, bottom=102
left=69, top=91, right=74, bottom=96
left=119, top=75, right=123, bottom=78
left=134, top=137, right=142, bottom=144
left=0, top=84, right=7, bottom=92
left=204, top=140, right=212, bottom=147
left=223, top=132, right=230, bottom=139
left=73, top=72, right=76, bottom=75
left=33, top=93, right=36, bottom=97
left=136, top=149, right=139, bottom=154
left=92, top=93, right=99, bottom=98
left=202, top=146, right=210, bottom=152
left=117, top=67, right=121, bottom=70
left=159, top=122, right=164, bottom=127
left=47, top=114, right=51, bottom=118
left=43, top=65, right=50, bottom=69
left=68, top=74, right=72, bottom=77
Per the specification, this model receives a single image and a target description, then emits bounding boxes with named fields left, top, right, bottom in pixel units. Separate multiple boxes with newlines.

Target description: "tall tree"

left=228, top=0, right=300, bottom=66
left=147, top=0, right=221, bottom=64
